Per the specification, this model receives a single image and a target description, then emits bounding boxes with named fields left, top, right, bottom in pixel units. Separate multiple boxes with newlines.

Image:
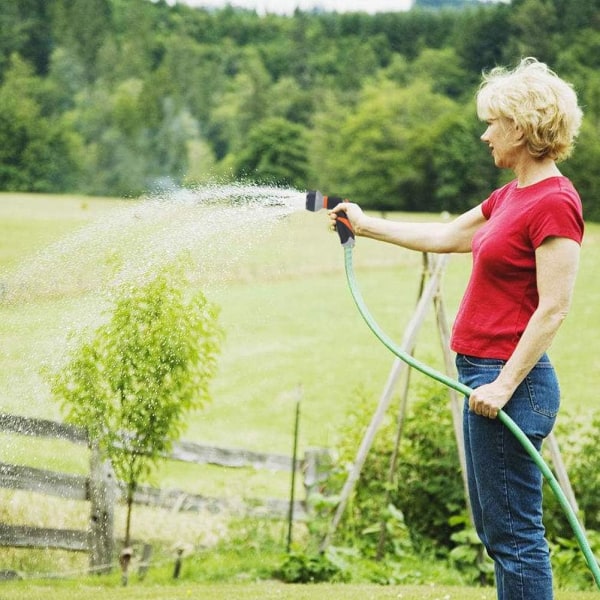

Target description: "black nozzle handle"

left=306, top=190, right=355, bottom=246
left=324, top=196, right=355, bottom=246
left=333, top=210, right=355, bottom=247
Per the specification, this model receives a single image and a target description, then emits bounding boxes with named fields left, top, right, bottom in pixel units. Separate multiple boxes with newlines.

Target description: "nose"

left=480, top=126, right=490, bottom=142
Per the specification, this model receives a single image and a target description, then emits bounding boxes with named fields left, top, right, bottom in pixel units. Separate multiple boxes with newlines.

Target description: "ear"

left=513, top=120, right=525, bottom=141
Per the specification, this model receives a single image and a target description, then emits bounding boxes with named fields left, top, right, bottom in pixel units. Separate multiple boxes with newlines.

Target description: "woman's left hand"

left=468, top=382, right=512, bottom=419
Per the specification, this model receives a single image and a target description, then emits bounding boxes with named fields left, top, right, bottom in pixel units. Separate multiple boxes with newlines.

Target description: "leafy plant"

left=393, top=384, right=466, bottom=552
left=557, top=411, right=600, bottom=533
left=549, top=532, right=600, bottom=591
left=274, top=549, right=350, bottom=583
left=448, top=517, right=494, bottom=586
left=329, top=382, right=466, bottom=557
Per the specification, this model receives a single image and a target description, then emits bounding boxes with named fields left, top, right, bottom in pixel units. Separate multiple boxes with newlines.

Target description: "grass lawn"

left=0, top=581, right=598, bottom=600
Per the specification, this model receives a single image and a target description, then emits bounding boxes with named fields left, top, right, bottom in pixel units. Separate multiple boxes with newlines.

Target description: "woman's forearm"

left=355, top=215, right=454, bottom=253
left=494, top=306, right=567, bottom=397
left=332, top=203, right=485, bottom=254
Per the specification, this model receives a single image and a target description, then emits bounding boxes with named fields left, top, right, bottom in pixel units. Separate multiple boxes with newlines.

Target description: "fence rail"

left=0, top=412, right=330, bottom=572
left=0, top=412, right=298, bottom=471
left=0, top=523, right=88, bottom=553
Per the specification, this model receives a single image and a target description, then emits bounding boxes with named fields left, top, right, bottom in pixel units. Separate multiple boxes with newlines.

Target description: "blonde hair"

left=476, top=57, right=582, bottom=162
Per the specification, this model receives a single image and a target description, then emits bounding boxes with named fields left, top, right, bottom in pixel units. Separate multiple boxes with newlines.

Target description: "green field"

left=1, top=191, right=600, bottom=596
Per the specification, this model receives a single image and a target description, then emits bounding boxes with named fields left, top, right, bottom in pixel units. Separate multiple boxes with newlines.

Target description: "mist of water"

left=0, top=183, right=307, bottom=413
left=1, top=183, right=306, bottom=305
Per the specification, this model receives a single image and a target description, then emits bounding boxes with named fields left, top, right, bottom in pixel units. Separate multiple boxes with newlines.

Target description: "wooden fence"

left=0, top=412, right=330, bottom=573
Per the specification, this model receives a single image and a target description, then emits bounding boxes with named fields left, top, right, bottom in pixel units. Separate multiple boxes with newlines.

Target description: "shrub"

left=393, top=384, right=466, bottom=552
left=274, top=550, right=349, bottom=584
left=328, top=381, right=466, bottom=557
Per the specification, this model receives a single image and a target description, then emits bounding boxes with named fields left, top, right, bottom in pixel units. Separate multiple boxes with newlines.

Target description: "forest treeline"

left=2, top=0, right=600, bottom=218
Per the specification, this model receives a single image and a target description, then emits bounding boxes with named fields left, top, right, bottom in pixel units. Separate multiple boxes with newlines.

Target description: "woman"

left=330, top=57, right=583, bottom=600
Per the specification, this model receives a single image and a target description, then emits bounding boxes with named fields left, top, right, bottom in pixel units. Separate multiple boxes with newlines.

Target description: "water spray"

left=306, top=189, right=600, bottom=588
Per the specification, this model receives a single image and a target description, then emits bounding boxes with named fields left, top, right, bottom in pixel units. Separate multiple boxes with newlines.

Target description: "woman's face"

left=480, top=115, right=524, bottom=170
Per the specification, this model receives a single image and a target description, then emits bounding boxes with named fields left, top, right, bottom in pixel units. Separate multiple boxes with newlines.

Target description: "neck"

left=514, top=156, right=561, bottom=187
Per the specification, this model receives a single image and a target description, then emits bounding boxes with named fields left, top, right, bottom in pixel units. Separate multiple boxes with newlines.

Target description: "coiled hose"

left=342, top=243, right=600, bottom=589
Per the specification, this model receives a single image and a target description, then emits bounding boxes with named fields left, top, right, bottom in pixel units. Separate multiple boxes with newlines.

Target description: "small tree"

left=50, top=265, right=223, bottom=556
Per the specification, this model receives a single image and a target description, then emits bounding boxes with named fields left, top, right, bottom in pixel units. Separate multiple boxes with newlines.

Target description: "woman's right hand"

left=328, top=201, right=365, bottom=234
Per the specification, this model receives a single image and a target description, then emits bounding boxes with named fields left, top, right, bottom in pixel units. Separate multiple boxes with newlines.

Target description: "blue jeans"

left=456, top=353, right=559, bottom=600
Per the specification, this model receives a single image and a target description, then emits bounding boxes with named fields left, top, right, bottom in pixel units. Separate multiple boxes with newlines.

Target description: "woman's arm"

left=329, top=203, right=486, bottom=254
left=469, top=236, right=581, bottom=418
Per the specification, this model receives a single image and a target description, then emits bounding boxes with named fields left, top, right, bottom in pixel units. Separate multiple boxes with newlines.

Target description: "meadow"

left=1, top=190, right=600, bottom=597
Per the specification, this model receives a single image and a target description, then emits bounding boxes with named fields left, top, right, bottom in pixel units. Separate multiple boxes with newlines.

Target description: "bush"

left=393, top=384, right=466, bottom=552
left=541, top=409, right=600, bottom=590
left=274, top=550, right=349, bottom=584
left=556, top=411, right=600, bottom=533
left=549, top=530, right=600, bottom=591
left=449, top=519, right=494, bottom=586
left=328, top=382, right=466, bottom=557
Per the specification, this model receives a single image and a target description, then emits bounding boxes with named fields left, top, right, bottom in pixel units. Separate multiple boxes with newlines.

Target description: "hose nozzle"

left=306, top=190, right=354, bottom=246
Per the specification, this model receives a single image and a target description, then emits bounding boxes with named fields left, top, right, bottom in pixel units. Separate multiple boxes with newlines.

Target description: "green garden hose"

left=342, top=243, right=600, bottom=589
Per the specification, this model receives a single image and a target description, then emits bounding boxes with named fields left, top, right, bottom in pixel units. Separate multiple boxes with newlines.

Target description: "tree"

left=68, top=76, right=201, bottom=196
left=3, top=0, right=600, bottom=207
left=309, top=79, right=458, bottom=211
left=371, top=10, right=458, bottom=60
left=0, top=54, right=83, bottom=192
left=408, top=47, right=471, bottom=100
left=453, top=4, right=513, bottom=73
left=209, top=47, right=272, bottom=159
left=429, top=110, right=500, bottom=213
left=505, top=0, right=559, bottom=64
left=233, top=116, right=309, bottom=189
left=49, top=265, right=223, bottom=558
left=0, top=0, right=53, bottom=77
left=149, top=36, right=234, bottom=126
left=560, top=119, right=600, bottom=222
left=67, top=80, right=149, bottom=197
left=50, top=0, right=113, bottom=82
left=415, top=0, right=479, bottom=7
left=532, top=0, right=600, bottom=36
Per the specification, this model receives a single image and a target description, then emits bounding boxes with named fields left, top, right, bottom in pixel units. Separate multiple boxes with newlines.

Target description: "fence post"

left=88, top=443, right=116, bottom=573
left=303, top=448, right=333, bottom=513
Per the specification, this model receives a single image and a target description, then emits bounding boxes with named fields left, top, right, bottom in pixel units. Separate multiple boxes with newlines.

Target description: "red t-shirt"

left=450, top=176, right=584, bottom=360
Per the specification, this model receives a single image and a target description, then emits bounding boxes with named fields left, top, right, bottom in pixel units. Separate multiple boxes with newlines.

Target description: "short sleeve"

left=528, top=191, right=584, bottom=249
left=481, top=189, right=500, bottom=219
